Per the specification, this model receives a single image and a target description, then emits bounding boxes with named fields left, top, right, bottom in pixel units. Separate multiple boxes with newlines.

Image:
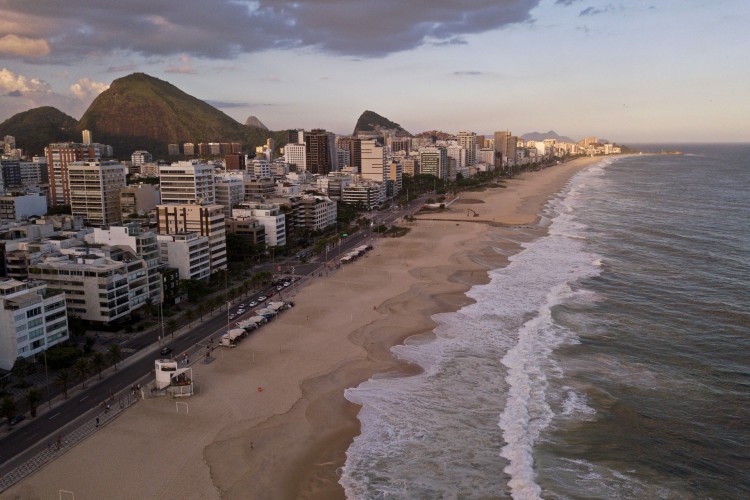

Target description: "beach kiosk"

left=154, top=359, right=194, bottom=397
left=220, top=328, right=245, bottom=347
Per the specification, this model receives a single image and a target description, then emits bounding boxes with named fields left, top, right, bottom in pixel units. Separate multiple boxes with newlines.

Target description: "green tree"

left=1, top=396, right=17, bottom=427
left=0, top=375, right=9, bottom=397
left=73, top=358, right=89, bottom=389
left=56, top=369, right=71, bottom=399
left=91, top=352, right=106, bottom=380
left=26, top=388, right=42, bottom=418
left=197, top=303, right=207, bottom=321
left=185, top=309, right=194, bottom=325
left=11, top=356, right=31, bottom=387
left=107, top=344, right=123, bottom=371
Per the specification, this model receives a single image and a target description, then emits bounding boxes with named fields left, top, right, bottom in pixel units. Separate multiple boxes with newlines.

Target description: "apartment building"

left=232, top=202, right=286, bottom=247
left=29, top=247, right=149, bottom=324
left=156, top=203, right=227, bottom=275
left=0, top=278, right=68, bottom=370
left=68, top=160, right=126, bottom=227
left=158, top=161, right=216, bottom=205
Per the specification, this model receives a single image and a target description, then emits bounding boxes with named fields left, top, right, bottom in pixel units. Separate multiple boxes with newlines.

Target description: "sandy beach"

left=5, top=156, right=603, bottom=500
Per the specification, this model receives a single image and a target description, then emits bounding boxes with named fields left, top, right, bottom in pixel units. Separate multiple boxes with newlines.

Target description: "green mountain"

left=353, top=110, right=411, bottom=137
left=78, top=73, right=261, bottom=157
left=0, top=73, right=290, bottom=159
left=0, top=106, right=78, bottom=156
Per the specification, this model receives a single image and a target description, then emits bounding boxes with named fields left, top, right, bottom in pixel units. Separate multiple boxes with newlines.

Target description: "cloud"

left=579, top=5, right=615, bottom=16
left=555, top=0, right=581, bottom=5
left=204, top=100, right=248, bottom=108
left=0, top=0, right=542, bottom=60
left=0, top=68, right=51, bottom=92
left=0, top=69, right=103, bottom=121
left=165, top=65, right=197, bottom=74
left=107, top=64, right=137, bottom=73
left=454, top=71, right=482, bottom=76
left=69, top=78, right=109, bottom=99
left=0, top=34, right=50, bottom=57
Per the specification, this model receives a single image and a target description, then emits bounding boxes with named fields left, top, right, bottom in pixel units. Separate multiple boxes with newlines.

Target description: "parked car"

left=237, top=308, right=245, bottom=315
left=258, top=295, right=267, bottom=301
left=249, top=301, right=258, bottom=307
left=9, top=414, right=25, bottom=426
left=229, top=313, right=236, bottom=320
left=160, top=347, right=173, bottom=356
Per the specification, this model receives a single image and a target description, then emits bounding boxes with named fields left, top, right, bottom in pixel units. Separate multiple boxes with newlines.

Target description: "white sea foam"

left=341, top=160, right=615, bottom=499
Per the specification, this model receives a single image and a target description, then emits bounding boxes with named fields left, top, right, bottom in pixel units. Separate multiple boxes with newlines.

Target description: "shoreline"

left=5, top=156, right=604, bottom=500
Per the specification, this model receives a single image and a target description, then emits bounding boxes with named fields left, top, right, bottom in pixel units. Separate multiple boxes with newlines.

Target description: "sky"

left=0, top=0, right=748, bottom=143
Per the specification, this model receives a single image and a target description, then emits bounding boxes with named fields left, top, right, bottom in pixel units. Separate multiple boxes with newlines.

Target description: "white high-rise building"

left=457, top=131, right=477, bottom=167
left=284, top=143, right=307, bottom=171
left=215, top=174, right=245, bottom=217
left=360, top=140, right=386, bottom=183
left=0, top=278, right=68, bottom=370
left=158, top=161, right=216, bottom=205
left=68, top=160, right=126, bottom=227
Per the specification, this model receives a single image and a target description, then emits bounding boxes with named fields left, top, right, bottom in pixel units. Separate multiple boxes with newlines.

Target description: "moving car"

left=160, top=347, right=173, bottom=356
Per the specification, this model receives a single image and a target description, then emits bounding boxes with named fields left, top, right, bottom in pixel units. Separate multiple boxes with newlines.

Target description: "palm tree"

left=107, top=344, right=123, bottom=371
left=73, top=358, right=89, bottom=389
left=56, top=369, right=71, bottom=399
left=167, top=318, right=177, bottom=338
left=91, top=352, right=106, bottom=380
left=185, top=309, right=194, bottom=326
left=0, top=375, right=9, bottom=397
left=197, top=303, right=207, bottom=322
left=1, top=396, right=17, bottom=427
left=26, top=388, right=42, bottom=418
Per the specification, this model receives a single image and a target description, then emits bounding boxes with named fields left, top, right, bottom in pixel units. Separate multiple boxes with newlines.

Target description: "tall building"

left=0, top=278, right=68, bottom=370
left=494, top=131, right=512, bottom=167
left=158, top=161, right=216, bottom=205
left=156, top=203, right=227, bottom=275
left=88, top=224, right=164, bottom=304
left=457, top=131, right=477, bottom=167
left=337, top=137, right=362, bottom=171
left=304, top=129, right=338, bottom=175
left=68, top=160, right=127, bottom=227
left=215, top=174, right=245, bottom=217
left=284, top=143, right=307, bottom=171
left=81, top=130, right=92, bottom=146
left=419, top=146, right=449, bottom=180
left=360, top=139, right=386, bottom=182
left=45, top=142, right=101, bottom=206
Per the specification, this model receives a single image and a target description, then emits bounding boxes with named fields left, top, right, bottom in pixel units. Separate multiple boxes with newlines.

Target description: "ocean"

left=340, top=144, right=750, bottom=499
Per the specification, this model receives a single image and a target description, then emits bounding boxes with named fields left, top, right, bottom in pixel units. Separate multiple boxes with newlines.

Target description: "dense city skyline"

left=0, top=0, right=748, bottom=142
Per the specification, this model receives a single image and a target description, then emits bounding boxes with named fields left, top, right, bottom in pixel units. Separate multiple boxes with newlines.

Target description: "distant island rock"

left=245, top=116, right=268, bottom=130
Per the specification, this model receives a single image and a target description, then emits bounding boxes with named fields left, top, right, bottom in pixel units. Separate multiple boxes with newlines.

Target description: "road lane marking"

left=48, top=413, right=60, bottom=420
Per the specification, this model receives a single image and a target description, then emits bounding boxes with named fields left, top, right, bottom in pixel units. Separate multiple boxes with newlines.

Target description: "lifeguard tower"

left=154, top=359, right=194, bottom=397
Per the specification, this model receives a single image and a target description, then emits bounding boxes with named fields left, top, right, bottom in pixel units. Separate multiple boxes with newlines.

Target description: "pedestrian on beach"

left=56, top=435, right=62, bottom=450
left=96, top=417, right=100, bottom=427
